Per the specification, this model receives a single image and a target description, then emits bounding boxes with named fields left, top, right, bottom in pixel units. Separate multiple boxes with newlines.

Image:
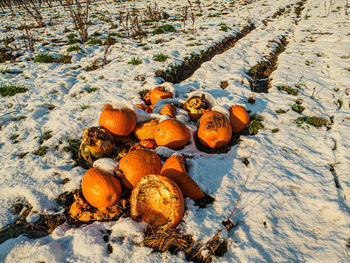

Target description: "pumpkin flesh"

left=130, top=174, right=184, bottom=229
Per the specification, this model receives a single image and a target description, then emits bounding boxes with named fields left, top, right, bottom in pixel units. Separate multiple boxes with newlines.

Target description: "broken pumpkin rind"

left=130, top=174, right=184, bottom=229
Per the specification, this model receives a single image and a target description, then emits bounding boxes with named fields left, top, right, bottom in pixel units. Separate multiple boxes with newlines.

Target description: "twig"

left=0, top=110, right=19, bottom=118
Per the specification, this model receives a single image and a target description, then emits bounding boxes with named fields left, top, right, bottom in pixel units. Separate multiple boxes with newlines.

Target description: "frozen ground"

left=0, top=0, right=350, bottom=262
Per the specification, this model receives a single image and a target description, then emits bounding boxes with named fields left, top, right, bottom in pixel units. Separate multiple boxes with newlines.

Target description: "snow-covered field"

left=0, top=0, right=350, bottom=262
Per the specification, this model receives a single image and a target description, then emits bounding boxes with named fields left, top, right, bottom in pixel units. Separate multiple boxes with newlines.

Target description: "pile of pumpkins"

left=70, top=84, right=250, bottom=229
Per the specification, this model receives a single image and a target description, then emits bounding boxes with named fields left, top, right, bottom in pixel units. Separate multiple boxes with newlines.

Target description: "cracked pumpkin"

left=197, top=111, right=232, bottom=149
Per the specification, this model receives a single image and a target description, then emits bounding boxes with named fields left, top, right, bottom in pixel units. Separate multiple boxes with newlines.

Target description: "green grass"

left=296, top=116, right=329, bottom=128
left=292, top=104, right=305, bottom=114
left=34, top=146, right=49, bottom=156
left=34, top=53, right=55, bottom=63
left=56, top=54, right=72, bottom=64
left=129, top=57, right=143, bottom=65
left=275, top=109, right=288, bottom=114
left=272, top=128, right=279, bottom=133
left=219, top=23, right=230, bottom=32
left=0, top=83, right=28, bottom=97
left=244, top=115, right=264, bottom=135
left=208, top=13, right=221, bottom=17
left=109, top=32, right=125, bottom=38
left=104, top=36, right=116, bottom=45
left=84, top=86, right=99, bottom=93
left=39, top=130, right=52, bottom=145
left=11, top=115, right=27, bottom=121
left=67, top=45, right=81, bottom=52
left=277, top=85, right=299, bottom=95
left=153, top=53, right=169, bottom=62
left=63, top=138, right=81, bottom=160
left=86, top=38, right=103, bottom=45
left=10, top=134, right=19, bottom=144
left=153, top=24, right=176, bottom=35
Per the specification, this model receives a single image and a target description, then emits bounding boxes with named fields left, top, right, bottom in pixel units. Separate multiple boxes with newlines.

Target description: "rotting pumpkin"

left=117, top=149, right=162, bottom=189
left=99, top=104, right=137, bottom=136
left=133, top=119, right=159, bottom=141
left=154, top=119, right=190, bottom=150
left=160, top=103, right=177, bottom=118
left=161, top=154, right=205, bottom=201
left=183, top=94, right=212, bottom=122
left=197, top=111, right=232, bottom=149
left=130, top=174, right=184, bottom=229
left=81, top=167, right=122, bottom=210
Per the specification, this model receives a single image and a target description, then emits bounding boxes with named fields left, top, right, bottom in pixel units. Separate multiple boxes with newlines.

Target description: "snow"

left=1, top=0, right=350, bottom=262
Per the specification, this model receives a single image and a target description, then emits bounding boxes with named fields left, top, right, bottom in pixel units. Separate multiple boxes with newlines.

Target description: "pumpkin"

left=117, top=149, right=162, bottom=189
left=140, top=139, right=156, bottom=149
left=78, top=127, right=114, bottom=164
left=197, top=111, right=232, bottom=149
left=99, top=104, right=137, bottom=136
left=81, top=167, right=122, bottom=210
left=144, top=105, right=153, bottom=113
left=161, top=155, right=205, bottom=200
left=229, top=105, right=250, bottom=133
left=130, top=174, right=184, bottom=229
left=134, top=119, right=159, bottom=141
left=160, top=103, right=177, bottom=118
left=150, top=86, right=173, bottom=105
left=154, top=119, right=190, bottom=150
left=183, top=94, right=212, bottom=122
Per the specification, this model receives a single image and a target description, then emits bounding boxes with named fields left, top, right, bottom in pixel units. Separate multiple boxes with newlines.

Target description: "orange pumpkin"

left=154, top=119, right=190, bottom=150
left=140, top=139, right=156, bottom=149
left=130, top=174, right=184, bottom=229
left=99, top=104, right=137, bottom=136
left=183, top=94, right=212, bottom=122
left=81, top=168, right=122, bottom=210
left=150, top=87, right=173, bottom=105
left=229, top=105, right=250, bottom=133
left=160, top=104, right=177, bottom=118
left=197, top=111, right=232, bottom=149
left=161, top=155, right=205, bottom=200
left=117, top=149, right=162, bottom=189
left=134, top=119, right=159, bottom=141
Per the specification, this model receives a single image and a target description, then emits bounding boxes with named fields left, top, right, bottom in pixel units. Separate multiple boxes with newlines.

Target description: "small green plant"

left=129, top=57, right=143, bottom=65
left=109, top=32, right=125, bottom=38
left=57, top=55, right=72, bottom=64
left=39, top=130, right=52, bottom=145
left=219, top=23, right=230, bottom=32
left=67, top=45, right=81, bottom=52
left=296, top=116, right=329, bottom=128
left=346, top=67, right=350, bottom=72
left=242, top=157, right=250, bottom=167
left=86, top=38, right=102, bottom=45
left=245, top=115, right=264, bottom=135
left=11, top=115, right=27, bottom=121
left=305, top=59, right=314, bottom=66
left=34, top=53, right=55, bottom=63
left=0, top=83, right=28, bottom=97
left=277, top=85, right=299, bottom=95
left=153, top=53, right=169, bottom=62
left=16, top=152, right=29, bottom=159
left=272, top=128, right=279, bottom=133
left=104, top=36, right=116, bottom=45
left=153, top=24, right=176, bottom=35
left=292, top=104, right=305, bottom=114
left=34, top=146, right=49, bottom=156
left=208, top=13, right=221, bottom=17
left=84, top=86, right=98, bottom=93
left=63, top=138, right=81, bottom=160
